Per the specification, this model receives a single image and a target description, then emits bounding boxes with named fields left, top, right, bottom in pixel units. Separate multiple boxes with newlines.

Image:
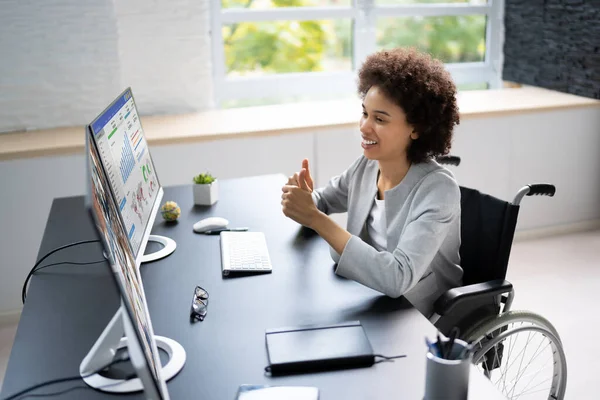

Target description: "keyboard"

left=220, top=231, right=272, bottom=276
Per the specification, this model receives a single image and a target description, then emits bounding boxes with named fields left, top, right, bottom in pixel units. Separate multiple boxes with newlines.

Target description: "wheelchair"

left=432, top=155, right=567, bottom=400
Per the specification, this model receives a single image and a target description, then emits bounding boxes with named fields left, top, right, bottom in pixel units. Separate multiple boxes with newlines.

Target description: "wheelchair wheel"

left=464, top=310, right=567, bottom=400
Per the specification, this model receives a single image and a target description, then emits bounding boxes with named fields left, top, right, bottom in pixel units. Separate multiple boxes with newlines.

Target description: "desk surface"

left=2, top=175, right=505, bottom=399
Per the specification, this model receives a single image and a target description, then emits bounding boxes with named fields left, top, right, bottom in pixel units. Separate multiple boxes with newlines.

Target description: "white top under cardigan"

left=366, top=197, right=387, bottom=252
left=311, top=155, right=462, bottom=317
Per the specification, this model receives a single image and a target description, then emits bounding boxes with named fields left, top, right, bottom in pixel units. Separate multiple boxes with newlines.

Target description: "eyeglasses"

left=190, top=286, right=209, bottom=322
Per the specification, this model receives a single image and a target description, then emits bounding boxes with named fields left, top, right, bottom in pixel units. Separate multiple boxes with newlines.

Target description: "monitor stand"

left=141, top=235, right=176, bottom=263
left=80, top=307, right=186, bottom=393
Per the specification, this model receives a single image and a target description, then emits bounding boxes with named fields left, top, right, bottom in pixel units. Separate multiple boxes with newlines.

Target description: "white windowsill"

left=0, top=86, right=598, bottom=161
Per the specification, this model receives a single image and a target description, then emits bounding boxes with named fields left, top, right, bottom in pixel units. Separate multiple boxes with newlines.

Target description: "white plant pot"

left=193, top=180, right=219, bottom=206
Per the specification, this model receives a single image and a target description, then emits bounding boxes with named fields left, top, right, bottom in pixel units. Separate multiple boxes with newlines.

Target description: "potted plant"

left=193, top=172, right=218, bottom=206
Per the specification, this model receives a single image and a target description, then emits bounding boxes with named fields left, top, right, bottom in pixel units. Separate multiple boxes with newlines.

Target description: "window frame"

left=210, top=0, right=504, bottom=106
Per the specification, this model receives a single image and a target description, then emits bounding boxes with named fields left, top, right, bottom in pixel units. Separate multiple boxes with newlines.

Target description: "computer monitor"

left=87, top=88, right=175, bottom=265
left=80, top=127, right=185, bottom=397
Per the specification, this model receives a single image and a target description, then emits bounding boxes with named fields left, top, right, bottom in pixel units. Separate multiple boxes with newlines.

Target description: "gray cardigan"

left=312, top=156, right=462, bottom=317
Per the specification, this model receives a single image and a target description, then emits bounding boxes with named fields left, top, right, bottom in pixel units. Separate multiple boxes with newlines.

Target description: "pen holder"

left=424, top=338, right=472, bottom=400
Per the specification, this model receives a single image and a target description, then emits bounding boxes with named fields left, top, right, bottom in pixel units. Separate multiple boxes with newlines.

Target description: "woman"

left=281, top=47, right=462, bottom=318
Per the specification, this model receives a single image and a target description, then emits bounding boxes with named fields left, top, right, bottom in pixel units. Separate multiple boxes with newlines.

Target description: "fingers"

left=281, top=188, right=300, bottom=215
left=287, top=173, right=299, bottom=186
left=281, top=185, right=297, bottom=193
left=281, top=185, right=315, bottom=226
left=299, top=169, right=310, bottom=191
left=281, top=200, right=301, bottom=221
left=302, top=159, right=314, bottom=189
left=305, top=172, right=314, bottom=191
left=287, top=159, right=312, bottom=192
left=281, top=196, right=294, bottom=219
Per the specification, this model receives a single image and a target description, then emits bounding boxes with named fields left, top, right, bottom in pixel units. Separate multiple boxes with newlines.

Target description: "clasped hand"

left=281, top=159, right=320, bottom=228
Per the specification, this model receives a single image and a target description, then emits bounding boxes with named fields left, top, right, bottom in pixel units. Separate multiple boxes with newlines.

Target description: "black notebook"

left=265, top=320, right=375, bottom=376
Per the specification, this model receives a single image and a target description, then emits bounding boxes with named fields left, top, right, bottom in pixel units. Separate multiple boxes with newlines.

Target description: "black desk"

left=2, top=175, right=505, bottom=399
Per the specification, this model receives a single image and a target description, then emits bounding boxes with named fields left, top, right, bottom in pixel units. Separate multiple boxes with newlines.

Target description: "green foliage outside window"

left=221, top=0, right=486, bottom=77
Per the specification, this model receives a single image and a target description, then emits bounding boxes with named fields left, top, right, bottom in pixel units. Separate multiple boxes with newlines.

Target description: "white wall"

left=0, top=0, right=212, bottom=133
left=1, top=106, right=599, bottom=317
left=453, top=108, right=600, bottom=231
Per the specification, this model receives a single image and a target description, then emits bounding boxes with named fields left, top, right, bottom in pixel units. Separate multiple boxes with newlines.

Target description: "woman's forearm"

left=310, top=212, right=352, bottom=255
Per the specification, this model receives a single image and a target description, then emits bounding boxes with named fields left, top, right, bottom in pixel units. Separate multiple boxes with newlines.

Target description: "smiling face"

left=359, top=85, right=418, bottom=163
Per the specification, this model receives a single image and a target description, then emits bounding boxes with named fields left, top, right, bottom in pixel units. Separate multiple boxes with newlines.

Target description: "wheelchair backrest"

left=459, top=186, right=520, bottom=285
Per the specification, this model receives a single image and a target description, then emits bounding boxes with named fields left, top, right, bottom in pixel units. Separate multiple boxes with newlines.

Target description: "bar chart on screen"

left=120, top=134, right=136, bottom=184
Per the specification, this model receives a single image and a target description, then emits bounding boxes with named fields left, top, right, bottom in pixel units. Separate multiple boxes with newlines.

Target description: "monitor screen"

left=87, top=129, right=165, bottom=397
left=89, top=88, right=160, bottom=258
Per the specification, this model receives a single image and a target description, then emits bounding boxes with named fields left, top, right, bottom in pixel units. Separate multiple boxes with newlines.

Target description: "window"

left=210, top=0, right=503, bottom=106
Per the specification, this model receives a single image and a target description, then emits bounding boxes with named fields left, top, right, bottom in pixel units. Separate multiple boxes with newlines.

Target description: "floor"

left=501, top=230, right=599, bottom=400
left=1, top=230, right=598, bottom=398
left=0, top=323, right=17, bottom=393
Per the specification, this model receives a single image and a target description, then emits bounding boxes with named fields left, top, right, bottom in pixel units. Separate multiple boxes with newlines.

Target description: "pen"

left=203, top=227, right=249, bottom=235
left=436, top=333, right=445, bottom=359
left=446, top=327, right=460, bottom=360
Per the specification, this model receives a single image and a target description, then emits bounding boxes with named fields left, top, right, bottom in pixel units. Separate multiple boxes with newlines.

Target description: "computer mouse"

left=193, top=217, right=229, bottom=233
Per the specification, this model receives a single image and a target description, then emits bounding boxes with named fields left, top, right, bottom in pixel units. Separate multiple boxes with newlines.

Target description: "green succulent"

left=193, top=173, right=216, bottom=185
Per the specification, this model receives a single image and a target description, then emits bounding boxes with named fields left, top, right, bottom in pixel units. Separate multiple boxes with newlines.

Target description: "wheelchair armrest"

left=434, top=279, right=513, bottom=316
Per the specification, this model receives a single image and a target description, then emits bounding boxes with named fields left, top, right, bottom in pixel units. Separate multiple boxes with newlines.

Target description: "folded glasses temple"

left=195, top=286, right=209, bottom=299
left=190, top=312, right=206, bottom=321
left=190, top=304, right=207, bottom=320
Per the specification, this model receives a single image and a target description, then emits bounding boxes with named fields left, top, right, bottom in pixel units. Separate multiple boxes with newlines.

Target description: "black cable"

left=33, top=260, right=106, bottom=274
left=1, top=356, right=132, bottom=400
left=16, top=385, right=87, bottom=399
left=373, top=354, right=407, bottom=364
left=0, top=376, right=85, bottom=400
left=21, top=240, right=101, bottom=304
left=17, top=372, right=137, bottom=399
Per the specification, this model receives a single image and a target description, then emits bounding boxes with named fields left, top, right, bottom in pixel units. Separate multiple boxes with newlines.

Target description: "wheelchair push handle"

left=526, top=184, right=556, bottom=197
left=436, top=155, right=461, bottom=166
left=512, top=184, right=556, bottom=205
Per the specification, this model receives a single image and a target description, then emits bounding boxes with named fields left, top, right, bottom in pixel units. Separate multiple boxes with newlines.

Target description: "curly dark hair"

left=357, top=47, right=459, bottom=164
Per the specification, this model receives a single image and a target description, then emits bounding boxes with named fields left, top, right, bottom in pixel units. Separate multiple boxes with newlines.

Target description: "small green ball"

left=160, top=201, right=181, bottom=221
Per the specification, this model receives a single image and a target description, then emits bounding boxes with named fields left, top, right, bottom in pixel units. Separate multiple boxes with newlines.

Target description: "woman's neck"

left=377, top=158, right=411, bottom=199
